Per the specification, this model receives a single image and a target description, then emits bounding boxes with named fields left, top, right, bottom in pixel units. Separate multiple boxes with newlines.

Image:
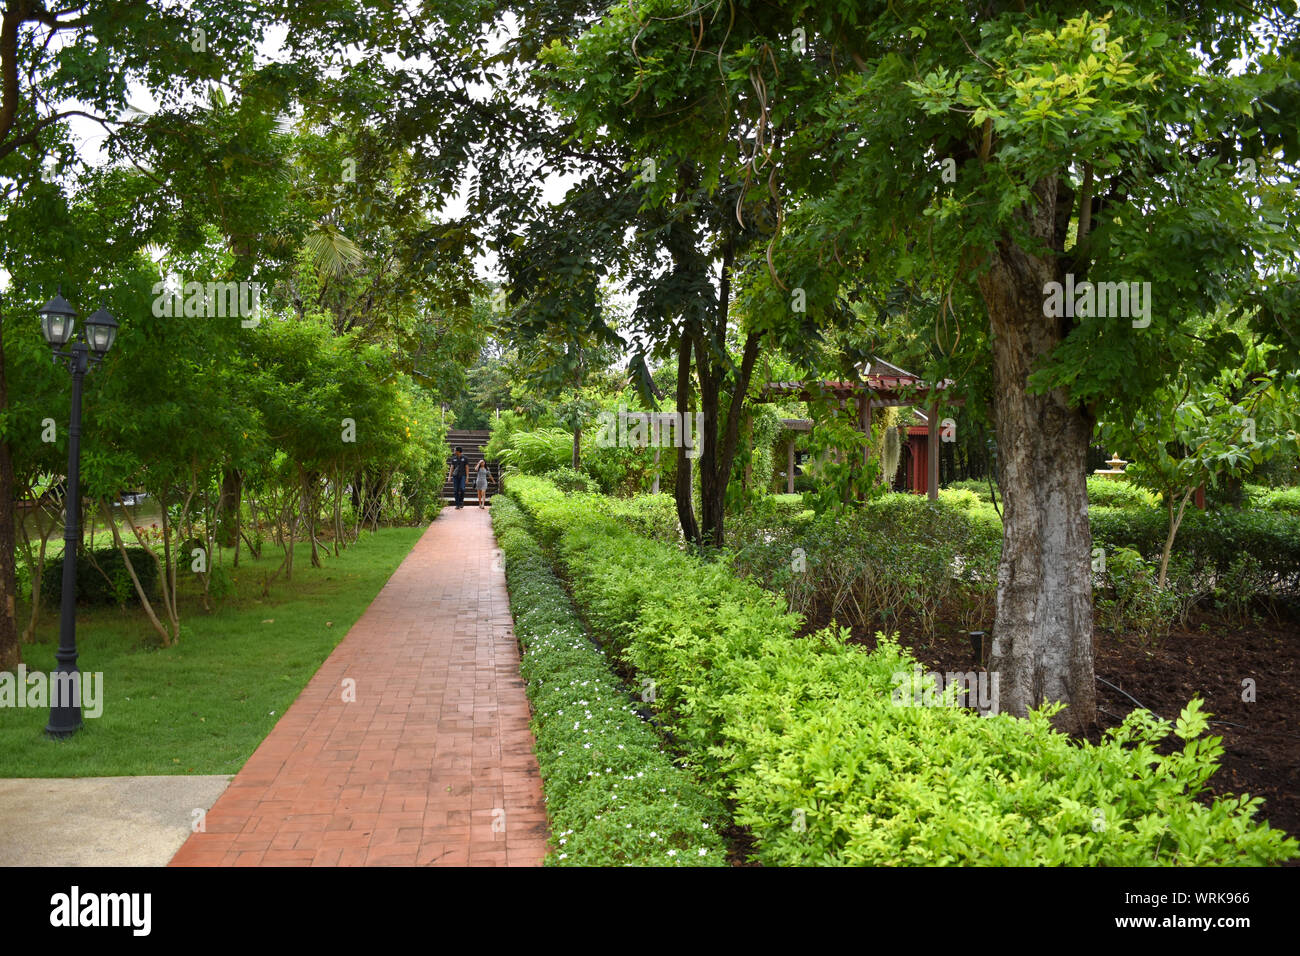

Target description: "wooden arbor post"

left=860, top=392, right=872, bottom=471
left=927, top=400, right=940, bottom=501
left=787, top=437, right=795, bottom=494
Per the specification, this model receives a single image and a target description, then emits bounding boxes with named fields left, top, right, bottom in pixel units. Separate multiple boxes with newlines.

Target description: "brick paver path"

left=169, top=506, right=548, bottom=866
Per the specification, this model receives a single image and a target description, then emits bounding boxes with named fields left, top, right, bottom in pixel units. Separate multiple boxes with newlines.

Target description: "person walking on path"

left=474, top=459, right=493, bottom=509
left=449, top=446, right=468, bottom=509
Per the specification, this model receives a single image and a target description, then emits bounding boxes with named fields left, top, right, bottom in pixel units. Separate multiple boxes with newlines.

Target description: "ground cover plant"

left=490, top=495, right=727, bottom=866
left=507, top=475, right=1298, bottom=866
left=726, top=482, right=1300, bottom=837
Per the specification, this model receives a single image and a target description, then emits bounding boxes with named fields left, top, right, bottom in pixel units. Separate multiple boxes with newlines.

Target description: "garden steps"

left=442, top=429, right=500, bottom=502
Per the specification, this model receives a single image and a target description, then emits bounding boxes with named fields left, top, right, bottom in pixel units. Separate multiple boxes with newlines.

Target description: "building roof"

left=760, top=356, right=961, bottom=407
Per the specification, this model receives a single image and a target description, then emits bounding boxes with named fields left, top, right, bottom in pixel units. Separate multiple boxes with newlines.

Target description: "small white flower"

left=667, top=849, right=677, bottom=857
left=698, top=848, right=707, bottom=856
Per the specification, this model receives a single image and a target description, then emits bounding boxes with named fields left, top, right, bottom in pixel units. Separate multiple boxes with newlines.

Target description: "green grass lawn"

left=0, top=524, right=426, bottom=778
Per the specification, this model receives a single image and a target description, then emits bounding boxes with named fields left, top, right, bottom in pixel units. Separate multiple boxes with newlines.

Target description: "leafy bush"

left=483, top=410, right=527, bottom=463
left=943, top=477, right=998, bottom=503
left=1247, top=484, right=1300, bottom=514
left=750, top=493, right=810, bottom=523
left=1090, top=507, right=1300, bottom=599
left=542, top=467, right=601, bottom=495
left=792, top=473, right=818, bottom=494
left=1094, top=546, right=1186, bottom=640
left=581, top=431, right=665, bottom=497
left=498, top=428, right=575, bottom=475
left=604, top=494, right=681, bottom=545
left=1087, top=476, right=1161, bottom=509
left=491, top=495, right=727, bottom=867
left=507, top=475, right=1297, bottom=866
left=732, top=492, right=1001, bottom=639
left=936, top=488, right=983, bottom=511
left=41, top=546, right=159, bottom=607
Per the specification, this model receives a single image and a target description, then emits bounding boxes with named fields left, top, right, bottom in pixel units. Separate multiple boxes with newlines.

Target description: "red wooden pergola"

left=758, top=359, right=964, bottom=500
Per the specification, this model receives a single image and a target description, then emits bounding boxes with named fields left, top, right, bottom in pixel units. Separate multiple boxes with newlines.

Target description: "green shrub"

left=582, top=439, right=661, bottom=497
left=604, top=494, right=681, bottom=545
left=483, top=410, right=526, bottom=463
left=507, top=474, right=1298, bottom=866
left=1248, top=485, right=1300, bottom=514
left=731, top=492, right=1001, bottom=639
left=491, top=495, right=727, bottom=867
left=1094, top=546, right=1186, bottom=640
left=1087, top=476, right=1161, bottom=509
left=936, top=488, right=982, bottom=511
left=41, top=546, right=159, bottom=607
left=792, top=473, right=818, bottom=494
left=943, top=477, right=997, bottom=503
left=1090, top=507, right=1300, bottom=599
left=750, top=493, right=810, bottom=523
left=541, top=467, right=601, bottom=495
left=498, top=428, right=575, bottom=475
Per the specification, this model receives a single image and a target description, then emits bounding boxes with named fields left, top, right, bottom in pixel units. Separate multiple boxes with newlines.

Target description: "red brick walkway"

left=169, top=506, right=548, bottom=866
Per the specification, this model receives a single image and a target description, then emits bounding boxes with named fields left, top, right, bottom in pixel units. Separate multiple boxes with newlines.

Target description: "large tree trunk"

left=980, top=174, right=1097, bottom=734
left=691, top=247, right=759, bottom=549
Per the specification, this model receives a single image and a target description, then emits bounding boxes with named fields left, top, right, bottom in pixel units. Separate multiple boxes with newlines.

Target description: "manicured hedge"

left=540, top=466, right=600, bottom=495
left=1090, top=506, right=1300, bottom=597
left=944, top=476, right=1162, bottom=510
left=1085, top=476, right=1161, bottom=509
left=507, top=475, right=1298, bottom=866
left=40, top=546, right=159, bottom=607
left=751, top=493, right=812, bottom=523
left=1247, top=484, right=1300, bottom=514
left=491, top=495, right=727, bottom=866
left=604, top=493, right=681, bottom=545
left=732, top=492, right=1002, bottom=636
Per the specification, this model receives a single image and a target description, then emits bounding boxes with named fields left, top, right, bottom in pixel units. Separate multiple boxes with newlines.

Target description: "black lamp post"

left=40, top=290, right=117, bottom=738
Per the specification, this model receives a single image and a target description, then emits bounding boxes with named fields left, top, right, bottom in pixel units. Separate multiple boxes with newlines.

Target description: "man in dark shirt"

left=449, top=447, right=468, bottom=509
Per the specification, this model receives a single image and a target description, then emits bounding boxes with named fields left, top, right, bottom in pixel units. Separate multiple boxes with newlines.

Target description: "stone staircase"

left=443, top=429, right=501, bottom=504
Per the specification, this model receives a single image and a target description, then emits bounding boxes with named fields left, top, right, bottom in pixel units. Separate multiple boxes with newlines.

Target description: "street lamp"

left=39, top=289, right=118, bottom=738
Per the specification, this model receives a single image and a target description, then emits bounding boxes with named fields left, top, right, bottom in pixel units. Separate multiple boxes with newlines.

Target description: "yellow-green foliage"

left=506, top=475, right=1298, bottom=866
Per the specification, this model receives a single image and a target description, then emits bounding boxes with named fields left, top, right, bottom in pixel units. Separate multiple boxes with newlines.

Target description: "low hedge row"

left=941, top=477, right=1161, bottom=510
left=491, top=494, right=727, bottom=866
left=40, top=546, right=159, bottom=607
left=604, top=493, right=681, bottom=545
left=1090, top=506, right=1300, bottom=596
left=732, top=492, right=1002, bottom=637
left=740, top=488, right=1300, bottom=601
left=1246, top=484, right=1300, bottom=514
left=1085, top=476, right=1161, bottom=509
left=507, top=475, right=1298, bottom=865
